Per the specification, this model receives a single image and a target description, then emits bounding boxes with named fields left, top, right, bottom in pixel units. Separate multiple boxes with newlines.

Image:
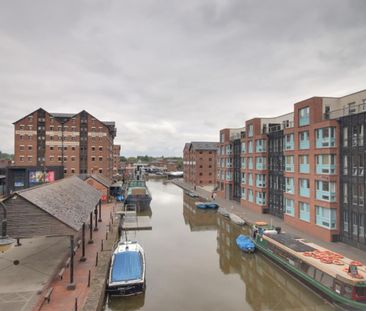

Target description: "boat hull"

left=254, top=238, right=366, bottom=310
left=125, top=196, right=152, bottom=210
left=107, top=281, right=145, bottom=296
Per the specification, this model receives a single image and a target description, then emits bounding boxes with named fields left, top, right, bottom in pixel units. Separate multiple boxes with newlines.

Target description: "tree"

left=0, top=151, right=13, bottom=160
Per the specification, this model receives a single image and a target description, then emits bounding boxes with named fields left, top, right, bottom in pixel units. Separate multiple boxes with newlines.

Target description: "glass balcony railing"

left=316, top=190, right=336, bottom=202
left=299, top=139, right=310, bottom=149
left=299, top=187, right=310, bottom=197
left=299, top=164, right=309, bottom=173
left=316, top=164, right=336, bottom=175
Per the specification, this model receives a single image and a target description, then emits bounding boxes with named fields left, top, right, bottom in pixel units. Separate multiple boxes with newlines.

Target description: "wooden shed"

left=0, top=176, right=102, bottom=289
left=83, top=174, right=112, bottom=203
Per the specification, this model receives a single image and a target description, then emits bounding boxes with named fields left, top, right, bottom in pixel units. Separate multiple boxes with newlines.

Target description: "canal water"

left=105, top=180, right=337, bottom=311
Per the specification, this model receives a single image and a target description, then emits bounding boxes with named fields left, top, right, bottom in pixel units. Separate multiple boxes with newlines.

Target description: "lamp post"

left=0, top=201, right=15, bottom=253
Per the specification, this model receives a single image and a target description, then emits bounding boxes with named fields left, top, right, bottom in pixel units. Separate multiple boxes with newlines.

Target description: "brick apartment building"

left=183, top=142, right=218, bottom=186
left=216, top=128, right=245, bottom=201
left=13, top=108, right=116, bottom=180
left=217, top=89, right=366, bottom=249
left=113, top=144, right=121, bottom=176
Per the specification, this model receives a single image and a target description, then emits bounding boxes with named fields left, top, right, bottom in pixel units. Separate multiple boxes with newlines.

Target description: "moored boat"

left=107, top=240, right=146, bottom=296
left=194, top=201, right=219, bottom=209
left=229, top=213, right=245, bottom=226
left=236, top=235, right=255, bottom=253
left=125, top=180, right=152, bottom=210
left=252, top=223, right=366, bottom=310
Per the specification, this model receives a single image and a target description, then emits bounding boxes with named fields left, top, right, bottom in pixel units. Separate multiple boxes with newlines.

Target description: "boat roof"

left=270, top=233, right=315, bottom=252
left=111, top=251, right=142, bottom=282
left=263, top=234, right=366, bottom=286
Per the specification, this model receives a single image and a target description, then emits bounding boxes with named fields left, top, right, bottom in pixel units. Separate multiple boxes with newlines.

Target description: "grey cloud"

left=1, top=0, right=366, bottom=156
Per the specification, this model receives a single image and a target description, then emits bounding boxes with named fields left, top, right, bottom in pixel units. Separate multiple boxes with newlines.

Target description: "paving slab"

left=0, top=236, right=69, bottom=311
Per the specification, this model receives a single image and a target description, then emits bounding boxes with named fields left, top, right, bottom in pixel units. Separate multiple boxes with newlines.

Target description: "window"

left=299, top=131, right=310, bottom=149
left=299, top=155, right=309, bottom=173
left=285, top=177, right=294, bottom=194
left=299, top=202, right=310, bottom=222
left=285, top=198, right=294, bottom=216
left=299, top=179, right=310, bottom=197
left=99, top=146, right=103, bottom=151
left=316, top=180, right=336, bottom=202
left=256, top=174, right=266, bottom=188
left=256, top=191, right=266, bottom=205
left=316, top=154, right=336, bottom=174
left=19, top=145, right=24, bottom=151
left=285, top=156, right=294, bottom=172
left=99, top=156, right=103, bottom=161
left=71, top=156, right=75, bottom=161
left=316, top=206, right=336, bottom=229
left=248, top=189, right=254, bottom=202
left=50, top=146, right=54, bottom=151
left=255, top=157, right=266, bottom=170
left=248, top=173, right=253, bottom=186
left=343, top=127, right=348, bottom=147
left=99, top=169, right=103, bottom=174
left=248, top=157, right=253, bottom=170
left=27, top=156, right=32, bottom=162
left=50, top=156, right=54, bottom=161
left=248, top=124, right=253, bottom=137
left=343, top=183, right=348, bottom=204
left=248, top=141, right=253, bottom=153
left=284, top=134, right=294, bottom=150
left=255, top=139, right=266, bottom=152
left=299, top=107, right=310, bottom=126
left=343, top=155, right=348, bottom=175
left=316, top=127, right=336, bottom=148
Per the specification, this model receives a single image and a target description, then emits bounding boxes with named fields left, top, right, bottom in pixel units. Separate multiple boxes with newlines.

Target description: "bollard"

left=87, top=270, right=91, bottom=287
left=75, top=297, right=78, bottom=311
left=101, top=240, right=104, bottom=251
left=95, top=252, right=98, bottom=267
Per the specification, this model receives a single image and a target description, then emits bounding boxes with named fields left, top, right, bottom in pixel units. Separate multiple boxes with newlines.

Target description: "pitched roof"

left=190, top=141, right=219, bottom=151
left=16, top=176, right=101, bottom=231
left=87, top=174, right=112, bottom=188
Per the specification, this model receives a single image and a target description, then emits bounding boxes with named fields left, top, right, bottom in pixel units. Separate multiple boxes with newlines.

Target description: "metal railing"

left=323, top=103, right=366, bottom=120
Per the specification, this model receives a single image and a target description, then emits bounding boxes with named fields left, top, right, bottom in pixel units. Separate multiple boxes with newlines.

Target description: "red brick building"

left=13, top=108, right=116, bottom=179
left=183, top=142, right=218, bottom=186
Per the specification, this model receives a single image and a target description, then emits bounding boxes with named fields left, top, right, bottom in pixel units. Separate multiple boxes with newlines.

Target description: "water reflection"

left=183, top=193, right=218, bottom=232
left=105, top=180, right=336, bottom=311
left=216, top=215, right=334, bottom=310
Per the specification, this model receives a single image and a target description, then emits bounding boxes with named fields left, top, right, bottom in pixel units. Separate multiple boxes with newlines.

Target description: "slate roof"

left=49, top=112, right=76, bottom=118
left=16, top=176, right=101, bottom=231
left=88, top=174, right=112, bottom=188
left=79, top=174, right=112, bottom=188
left=190, top=141, right=219, bottom=151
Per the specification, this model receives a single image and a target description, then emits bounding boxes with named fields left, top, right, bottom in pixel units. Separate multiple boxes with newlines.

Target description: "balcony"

left=316, top=190, right=336, bottom=202
left=316, top=137, right=336, bottom=148
left=316, top=164, right=336, bottom=175
left=299, top=139, right=310, bottom=150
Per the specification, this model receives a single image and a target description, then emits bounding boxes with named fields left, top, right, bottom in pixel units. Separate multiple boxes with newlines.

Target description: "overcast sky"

left=1, top=0, right=366, bottom=157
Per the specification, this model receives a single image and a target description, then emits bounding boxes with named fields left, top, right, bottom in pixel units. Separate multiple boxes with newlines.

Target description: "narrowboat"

left=125, top=180, right=152, bottom=210
left=107, top=240, right=146, bottom=296
left=252, top=223, right=366, bottom=310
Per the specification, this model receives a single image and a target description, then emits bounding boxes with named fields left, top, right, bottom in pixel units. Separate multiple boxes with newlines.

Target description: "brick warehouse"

left=216, top=89, right=366, bottom=249
left=13, top=108, right=117, bottom=181
left=183, top=142, right=218, bottom=186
